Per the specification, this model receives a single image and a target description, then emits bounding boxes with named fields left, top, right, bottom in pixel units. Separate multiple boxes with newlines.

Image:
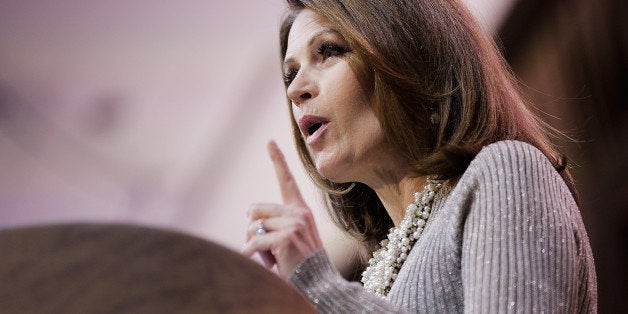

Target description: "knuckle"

left=291, top=205, right=309, bottom=217
left=303, top=209, right=314, bottom=220
left=288, top=232, right=302, bottom=243
left=286, top=226, right=298, bottom=235
left=248, top=226, right=257, bottom=237
left=296, top=209, right=314, bottom=224
left=278, top=235, right=292, bottom=248
left=247, top=204, right=260, bottom=217
left=249, top=236, right=261, bottom=247
left=293, top=220, right=306, bottom=231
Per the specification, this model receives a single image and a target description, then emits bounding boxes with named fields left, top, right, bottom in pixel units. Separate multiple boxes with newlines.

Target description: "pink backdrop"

left=0, top=0, right=513, bottom=270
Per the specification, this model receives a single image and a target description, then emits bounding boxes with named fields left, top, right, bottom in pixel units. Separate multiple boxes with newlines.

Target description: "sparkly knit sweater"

left=289, top=140, right=597, bottom=313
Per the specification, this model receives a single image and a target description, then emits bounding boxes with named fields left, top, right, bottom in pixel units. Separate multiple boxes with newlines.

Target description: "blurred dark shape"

left=0, top=84, right=19, bottom=124
left=84, top=91, right=127, bottom=136
left=0, top=83, right=47, bottom=150
left=0, top=83, right=129, bottom=184
left=0, top=83, right=27, bottom=127
left=0, top=224, right=316, bottom=313
left=498, top=0, right=628, bottom=311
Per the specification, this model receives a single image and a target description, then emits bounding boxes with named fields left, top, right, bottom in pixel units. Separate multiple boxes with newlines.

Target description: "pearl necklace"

left=361, top=177, right=443, bottom=297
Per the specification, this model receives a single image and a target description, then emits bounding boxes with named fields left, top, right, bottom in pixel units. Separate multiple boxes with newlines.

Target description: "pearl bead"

left=361, top=177, right=443, bottom=297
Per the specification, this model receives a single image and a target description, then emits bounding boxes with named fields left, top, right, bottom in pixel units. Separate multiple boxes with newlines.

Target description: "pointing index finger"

left=267, top=140, right=304, bottom=205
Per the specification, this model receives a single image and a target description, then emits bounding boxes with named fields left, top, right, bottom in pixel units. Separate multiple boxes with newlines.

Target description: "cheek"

left=339, top=103, right=382, bottom=143
left=354, top=118, right=385, bottom=153
left=291, top=105, right=304, bottom=138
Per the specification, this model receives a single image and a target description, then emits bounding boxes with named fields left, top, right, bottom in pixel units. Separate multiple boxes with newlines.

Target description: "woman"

left=243, top=0, right=597, bottom=312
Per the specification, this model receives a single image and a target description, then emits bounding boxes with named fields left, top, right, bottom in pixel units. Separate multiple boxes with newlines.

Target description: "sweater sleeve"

left=289, top=250, right=402, bottom=313
left=460, top=141, right=592, bottom=313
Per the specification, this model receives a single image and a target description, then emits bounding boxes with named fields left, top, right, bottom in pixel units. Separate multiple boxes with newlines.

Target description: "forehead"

left=285, top=9, right=335, bottom=58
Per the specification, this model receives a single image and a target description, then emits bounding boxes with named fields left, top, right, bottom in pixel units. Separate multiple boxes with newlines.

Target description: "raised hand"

left=242, top=141, right=324, bottom=279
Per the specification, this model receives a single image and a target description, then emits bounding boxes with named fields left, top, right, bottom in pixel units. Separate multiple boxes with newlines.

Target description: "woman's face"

left=283, top=9, right=397, bottom=184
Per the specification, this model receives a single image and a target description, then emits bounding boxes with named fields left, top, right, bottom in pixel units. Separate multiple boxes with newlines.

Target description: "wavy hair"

left=279, top=0, right=575, bottom=259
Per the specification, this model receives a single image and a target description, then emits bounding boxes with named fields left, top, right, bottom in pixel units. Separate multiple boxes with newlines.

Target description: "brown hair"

left=279, top=0, right=575, bottom=258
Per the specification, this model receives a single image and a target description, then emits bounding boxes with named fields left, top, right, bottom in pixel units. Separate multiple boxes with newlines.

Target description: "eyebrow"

left=283, top=29, right=343, bottom=66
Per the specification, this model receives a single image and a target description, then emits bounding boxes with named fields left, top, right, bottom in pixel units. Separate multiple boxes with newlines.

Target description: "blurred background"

left=0, top=0, right=625, bottom=311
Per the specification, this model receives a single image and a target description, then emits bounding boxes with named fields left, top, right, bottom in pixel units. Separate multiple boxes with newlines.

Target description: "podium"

left=0, top=224, right=316, bottom=313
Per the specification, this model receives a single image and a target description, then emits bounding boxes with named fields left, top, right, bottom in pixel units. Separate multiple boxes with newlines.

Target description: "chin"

left=314, top=154, right=353, bottom=184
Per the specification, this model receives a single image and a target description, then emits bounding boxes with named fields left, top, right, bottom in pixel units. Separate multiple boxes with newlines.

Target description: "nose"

left=286, top=70, right=318, bottom=106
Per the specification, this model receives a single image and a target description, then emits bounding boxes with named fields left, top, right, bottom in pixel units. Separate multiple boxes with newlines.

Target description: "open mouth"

left=299, top=115, right=329, bottom=137
left=298, top=115, right=329, bottom=144
left=308, top=122, right=324, bottom=136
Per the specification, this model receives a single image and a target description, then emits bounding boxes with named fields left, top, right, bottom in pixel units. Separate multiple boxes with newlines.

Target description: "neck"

left=368, top=172, right=428, bottom=227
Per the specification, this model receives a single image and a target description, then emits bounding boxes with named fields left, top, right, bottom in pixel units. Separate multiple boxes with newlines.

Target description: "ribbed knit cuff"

left=289, top=249, right=339, bottom=305
left=289, top=250, right=400, bottom=313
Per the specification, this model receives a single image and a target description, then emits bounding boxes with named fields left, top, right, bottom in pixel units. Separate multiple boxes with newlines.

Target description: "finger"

left=242, top=237, right=270, bottom=257
left=258, top=222, right=321, bottom=262
left=260, top=250, right=276, bottom=268
left=246, top=203, right=285, bottom=220
left=246, top=217, right=275, bottom=240
left=241, top=244, right=276, bottom=269
left=246, top=214, right=305, bottom=240
left=246, top=218, right=266, bottom=242
left=242, top=234, right=279, bottom=266
left=267, top=140, right=305, bottom=205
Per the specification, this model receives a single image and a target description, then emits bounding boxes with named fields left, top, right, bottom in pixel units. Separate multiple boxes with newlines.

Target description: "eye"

left=283, top=68, right=298, bottom=86
left=317, top=43, right=350, bottom=60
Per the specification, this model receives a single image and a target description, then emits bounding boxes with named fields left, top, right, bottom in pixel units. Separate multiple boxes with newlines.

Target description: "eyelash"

left=283, top=69, right=298, bottom=86
left=317, top=42, right=349, bottom=59
left=283, top=42, right=351, bottom=86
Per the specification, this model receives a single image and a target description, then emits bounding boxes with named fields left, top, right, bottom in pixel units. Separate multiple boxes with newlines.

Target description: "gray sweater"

left=290, top=141, right=597, bottom=313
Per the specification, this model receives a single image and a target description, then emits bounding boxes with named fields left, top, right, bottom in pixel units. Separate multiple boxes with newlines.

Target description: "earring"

left=429, top=112, right=440, bottom=125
